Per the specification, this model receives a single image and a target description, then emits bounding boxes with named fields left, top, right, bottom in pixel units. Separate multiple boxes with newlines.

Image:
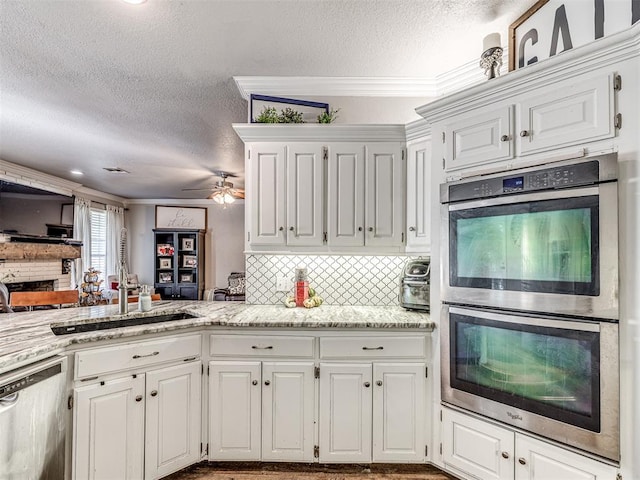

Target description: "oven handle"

left=447, top=185, right=599, bottom=211
left=447, top=305, right=601, bottom=332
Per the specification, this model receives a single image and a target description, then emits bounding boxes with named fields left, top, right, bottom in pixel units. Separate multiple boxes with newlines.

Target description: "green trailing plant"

left=255, top=106, right=280, bottom=123
left=317, top=108, right=340, bottom=124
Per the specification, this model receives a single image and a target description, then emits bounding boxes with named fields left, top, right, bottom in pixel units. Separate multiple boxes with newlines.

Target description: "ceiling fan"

left=182, top=171, right=245, bottom=205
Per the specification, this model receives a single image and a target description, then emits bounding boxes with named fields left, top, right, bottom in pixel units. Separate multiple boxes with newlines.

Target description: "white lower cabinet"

left=208, top=360, right=315, bottom=462
left=74, top=361, right=201, bottom=480
left=319, top=362, right=425, bottom=463
left=74, top=375, right=146, bottom=480
left=442, top=408, right=617, bottom=480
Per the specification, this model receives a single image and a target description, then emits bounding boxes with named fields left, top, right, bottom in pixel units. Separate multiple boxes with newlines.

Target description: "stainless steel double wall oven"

left=439, top=154, right=620, bottom=461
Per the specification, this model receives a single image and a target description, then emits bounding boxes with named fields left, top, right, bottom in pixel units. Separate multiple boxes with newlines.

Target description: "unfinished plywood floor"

left=164, top=462, right=459, bottom=480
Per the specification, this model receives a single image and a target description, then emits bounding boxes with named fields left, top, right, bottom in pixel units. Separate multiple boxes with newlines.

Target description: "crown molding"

left=233, top=123, right=407, bottom=142
left=125, top=198, right=245, bottom=206
left=405, top=119, right=431, bottom=142
left=234, top=76, right=438, bottom=100
left=0, top=159, right=82, bottom=196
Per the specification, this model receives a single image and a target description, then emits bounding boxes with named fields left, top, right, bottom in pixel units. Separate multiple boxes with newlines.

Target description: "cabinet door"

left=372, top=363, right=425, bottom=463
left=365, top=142, right=404, bottom=247
left=319, top=363, right=372, bottom=463
left=327, top=143, right=366, bottom=247
left=514, top=434, right=618, bottom=480
left=74, top=375, right=145, bottom=480
left=209, top=361, right=261, bottom=460
left=248, top=143, right=287, bottom=245
left=262, top=362, right=316, bottom=462
left=518, top=74, right=614, bottom=156
left=444, top=105, right=514, bottom=172
left=442, top=408, right=514, bottom=480
left=145, top=361, right=201, bottom=480
left=286, top=143, right=325, bottom=246
left=406, top=140, right=431, bottom=251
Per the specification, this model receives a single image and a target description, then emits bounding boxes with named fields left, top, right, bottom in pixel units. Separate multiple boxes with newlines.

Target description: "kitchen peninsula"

left=0, top=301, right=434, bottom=479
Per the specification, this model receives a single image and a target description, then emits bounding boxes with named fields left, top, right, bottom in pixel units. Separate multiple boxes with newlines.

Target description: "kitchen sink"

left=50, top=312, right=198, bottom=335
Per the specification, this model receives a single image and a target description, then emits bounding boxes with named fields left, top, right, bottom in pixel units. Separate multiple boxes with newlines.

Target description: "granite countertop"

left=0, top=301, right=434, bottom=372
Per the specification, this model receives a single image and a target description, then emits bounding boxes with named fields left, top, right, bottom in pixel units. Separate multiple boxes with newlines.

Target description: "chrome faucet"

left=118, top=228, right=128, bottom=315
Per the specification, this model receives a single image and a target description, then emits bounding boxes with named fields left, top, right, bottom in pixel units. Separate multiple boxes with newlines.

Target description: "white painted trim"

left=405, top=119, right=431, bottom=143
left=232, top=124, right=406, bottom=142
left=124, top=198, right=245, bottom=206
left=0, top=159, right=82, bottom=196
left=234, top=77, right=438, bottom=99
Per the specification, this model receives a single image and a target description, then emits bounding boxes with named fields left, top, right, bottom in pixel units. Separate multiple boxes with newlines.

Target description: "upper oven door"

left=441, top=181, right=618, bottom=320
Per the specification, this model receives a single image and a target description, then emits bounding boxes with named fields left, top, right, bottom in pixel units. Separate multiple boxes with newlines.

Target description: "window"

left=90, top=208, right=107, bottom=282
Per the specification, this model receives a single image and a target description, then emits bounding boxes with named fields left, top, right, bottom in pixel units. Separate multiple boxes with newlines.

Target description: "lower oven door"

left=441, top=304, right=619, bottom=461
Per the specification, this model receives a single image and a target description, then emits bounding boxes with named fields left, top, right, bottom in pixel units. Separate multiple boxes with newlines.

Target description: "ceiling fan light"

left=223, top=192, right=236, bottom=204
left=211, top=192, right=225, bottom=204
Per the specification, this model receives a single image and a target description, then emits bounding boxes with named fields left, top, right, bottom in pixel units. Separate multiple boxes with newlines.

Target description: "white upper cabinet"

left=286, top=143, right=325, bottom=246
left=235, top=124, right=406, bottom=252
left=518, top=74, right=615, bottom=156
left=444, top=105, right=514, bottom=172
left=364, top=142, right=404, bottom=247
left=327, top=143, right=366, bottom=247
left=405, top=137, right=431, bottom=252
left=427, top=71, right=617, bottom=175
left=248, top=143, right=287, bottom=245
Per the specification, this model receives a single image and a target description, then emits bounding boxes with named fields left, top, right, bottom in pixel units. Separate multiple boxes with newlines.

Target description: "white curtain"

left=106, top=205, right=125, bottom=279
left=71, top=196, right=92, bottom=290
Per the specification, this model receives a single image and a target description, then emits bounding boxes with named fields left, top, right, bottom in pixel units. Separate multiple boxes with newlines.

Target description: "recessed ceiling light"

left=122, top=0, right=147, bottom=4
left=70, top=169, right=83, bottom=176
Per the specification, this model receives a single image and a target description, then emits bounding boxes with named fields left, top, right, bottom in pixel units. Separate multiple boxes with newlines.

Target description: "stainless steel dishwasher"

left=0, top=356, right=67, bottom=480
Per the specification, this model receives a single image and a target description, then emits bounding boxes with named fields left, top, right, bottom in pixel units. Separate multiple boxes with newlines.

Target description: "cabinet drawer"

left=320, top=336, right=425, bottom=358
left=75, top=334, right=201, bottom=379
left=210, top=335, right=314, bottom=358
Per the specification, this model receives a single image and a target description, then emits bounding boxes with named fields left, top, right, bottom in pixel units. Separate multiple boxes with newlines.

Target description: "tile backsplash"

left=246, top=254, right=422, bottom=306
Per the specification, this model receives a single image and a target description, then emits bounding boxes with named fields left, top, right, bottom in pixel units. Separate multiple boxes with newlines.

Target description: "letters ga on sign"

left=155, top=206, right=206, bottom=230
left=509, top=0, right=640, bottom=71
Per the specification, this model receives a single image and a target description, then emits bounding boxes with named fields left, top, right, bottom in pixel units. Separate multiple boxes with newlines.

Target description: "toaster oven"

left=399, top=258, right=430, bottom=311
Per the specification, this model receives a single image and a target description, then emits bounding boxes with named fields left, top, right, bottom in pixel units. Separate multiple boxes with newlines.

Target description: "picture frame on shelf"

left=183, top=255, right=197, bottom=268
left=157, top=244, right=174, bottom=256
left=181, top=238, right=195, bottom=250
left=159, top=272, right=173, bottom=283
left=250, top=94, right=329, bottom=123
left=180, top=273, right=193, bottom=283
left=159, top=258, right=172, bottom=269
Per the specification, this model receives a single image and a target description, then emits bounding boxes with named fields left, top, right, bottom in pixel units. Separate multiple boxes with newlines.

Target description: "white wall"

left=126, top=202, right=245, bottom=291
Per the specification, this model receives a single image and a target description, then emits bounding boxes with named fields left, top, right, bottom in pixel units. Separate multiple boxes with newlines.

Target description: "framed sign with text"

left=509, top=0, right=640, bottom=71
left=155, top=206, right=207, bottom=230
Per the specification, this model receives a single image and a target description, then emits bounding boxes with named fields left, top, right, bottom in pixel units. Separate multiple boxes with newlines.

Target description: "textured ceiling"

left=0, top=0, right=532, bottom=200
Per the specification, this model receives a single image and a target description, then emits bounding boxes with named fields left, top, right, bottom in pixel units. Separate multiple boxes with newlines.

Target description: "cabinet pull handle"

left=251, top=345, right=274, bottom=350
left=362, top=346, right=384, bottom=350
left=368, top=227, right=374, bottom=232
left=376, top=380, right=383, bottom=386
left=358, top=227, right=363, bottom=232
left=518, top=458, right=527, bottom=465
left=252, top=380, right=258, bottom=386
left=501, top=452, right=509, bottom=459
left=364, top=382, right=371, bottom=388
left=279, top=226, right=284, bottom=231
left=500, top=135, right=510, bottom=142
left=519, top=130, right=529, bottom=137
left=132, top=351, right=159, bottom=359
left=264, top=380, right=271, bottom=386
left=409, top=226, right=416, bottom=232
left=135, top=395, right=143, bottom=402
left=150, top=390, right=158, bottom=397
left=289, top=226, right=294, bottom=231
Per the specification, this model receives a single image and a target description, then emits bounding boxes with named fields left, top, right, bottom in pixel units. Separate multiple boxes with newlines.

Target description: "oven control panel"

left=446, top=160, right=601, bottom=203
